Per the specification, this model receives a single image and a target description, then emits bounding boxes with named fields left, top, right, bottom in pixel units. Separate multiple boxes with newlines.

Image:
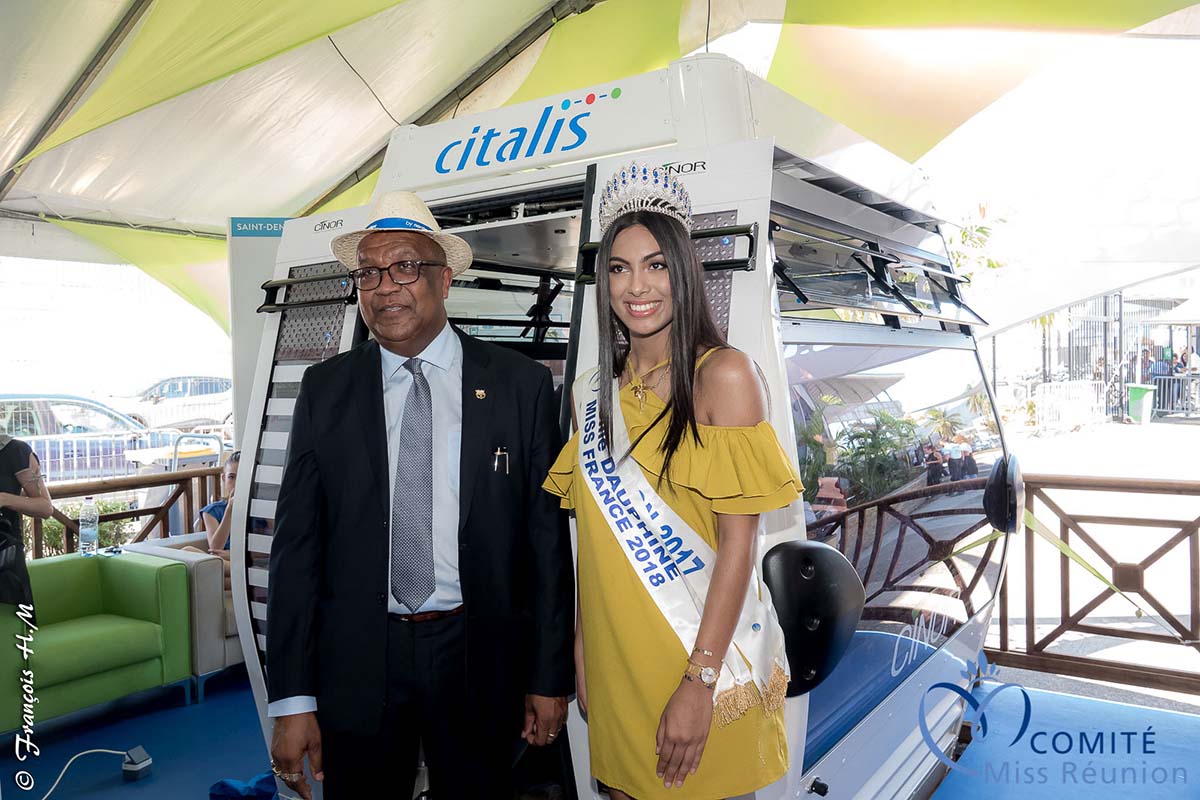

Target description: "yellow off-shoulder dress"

left=543, top=362, right=803, bottom=800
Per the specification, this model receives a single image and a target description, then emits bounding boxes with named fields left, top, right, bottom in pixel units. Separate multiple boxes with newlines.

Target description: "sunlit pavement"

left=1008, top=418, right=1200, bottom=481
left=987, top=419, right=1200, bottom=714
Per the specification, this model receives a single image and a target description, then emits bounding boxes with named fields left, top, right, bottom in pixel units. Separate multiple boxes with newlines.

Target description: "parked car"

left=111, top=376, right=233, bottom=430
left=0, top=394, right=182, bottom=484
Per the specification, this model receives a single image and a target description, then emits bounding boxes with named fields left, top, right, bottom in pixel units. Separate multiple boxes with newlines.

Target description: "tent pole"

left=0, top=0, right=154, bottom=202
left=0, top=207, right=224, bottom=241
left=298, top=0, right=597, bottom=217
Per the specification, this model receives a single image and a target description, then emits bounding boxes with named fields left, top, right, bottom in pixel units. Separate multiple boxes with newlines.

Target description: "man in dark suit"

left=267, top=192, right=574, bottom=799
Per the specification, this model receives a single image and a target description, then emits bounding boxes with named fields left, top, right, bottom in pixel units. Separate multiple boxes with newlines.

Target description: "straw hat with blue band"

left=330, top=190, right=474, bottom=276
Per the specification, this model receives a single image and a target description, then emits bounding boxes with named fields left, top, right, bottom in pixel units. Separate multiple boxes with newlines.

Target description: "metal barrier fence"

left=1034, top=380, right=1106, bottom=431
left=29, top=430, right=227, bottom=485
left=1152, top=375, right=1200, bottom=417
left=29, top=430, right=180, bottom=484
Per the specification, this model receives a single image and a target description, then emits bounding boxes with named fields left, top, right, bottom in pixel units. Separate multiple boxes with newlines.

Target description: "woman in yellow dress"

left=544, top=163, right=802, bottom=799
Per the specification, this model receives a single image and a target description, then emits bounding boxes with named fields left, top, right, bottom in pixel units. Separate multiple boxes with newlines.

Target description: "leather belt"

left=390, top=605, right=464, bottom=624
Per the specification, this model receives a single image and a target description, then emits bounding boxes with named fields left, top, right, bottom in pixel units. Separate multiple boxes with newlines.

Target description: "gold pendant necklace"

left=627, top=359, right=669, bottom=412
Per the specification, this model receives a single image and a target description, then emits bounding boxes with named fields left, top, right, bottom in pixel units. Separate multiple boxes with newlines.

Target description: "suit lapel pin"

left=475, top=389, right=486, bottom=399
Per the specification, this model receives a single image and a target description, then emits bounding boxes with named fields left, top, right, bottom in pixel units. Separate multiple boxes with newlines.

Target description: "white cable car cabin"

left=229, top=53, right=1022, bottom=800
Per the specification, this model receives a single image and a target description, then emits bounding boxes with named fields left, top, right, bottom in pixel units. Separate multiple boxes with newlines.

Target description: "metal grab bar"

left=169, top=433, right=227, bottom=472
left=257, top=273, right=354, bottom=314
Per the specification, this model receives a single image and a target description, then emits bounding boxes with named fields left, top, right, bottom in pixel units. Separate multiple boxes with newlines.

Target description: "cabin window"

left=783, top=340, right=1007, bottom=771
left=47, top=402, right=130, bottom=434
left=770, top=211, right=985, bottom=330
left=0, top=401, right=40, bottom=437
left=887, top=263, right=986, bottom=326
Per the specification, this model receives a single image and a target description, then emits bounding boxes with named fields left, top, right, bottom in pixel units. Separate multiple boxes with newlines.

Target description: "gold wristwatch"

left=685, top=660, right=720, bottom=690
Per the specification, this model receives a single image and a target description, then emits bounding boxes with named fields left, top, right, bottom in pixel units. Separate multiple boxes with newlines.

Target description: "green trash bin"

left=1127, top=383, right=1156, bottom=424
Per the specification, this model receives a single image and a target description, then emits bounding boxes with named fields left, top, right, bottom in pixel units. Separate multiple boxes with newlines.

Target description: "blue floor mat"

left=1, top=670, right=269, bottom=799
left=934, top=682, right=1200, bottom=799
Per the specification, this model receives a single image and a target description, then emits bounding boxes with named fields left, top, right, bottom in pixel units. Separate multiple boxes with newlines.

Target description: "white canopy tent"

left=2, top=0, right=1198, bottom=331
left=1152, top=297, right=1200, bottom=326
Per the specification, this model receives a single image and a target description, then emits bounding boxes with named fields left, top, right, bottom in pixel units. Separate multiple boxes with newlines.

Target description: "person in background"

left=924, top=444, right=944, bottom=487
left=200, top=451, right=240, bottom=551
left=1150, top=354, right=1172, bottom=413
left=181, top=451, right=239, bottom=590
left=963, top=444, right=979, bottom=480
left=947, top=440, right=965, bottom=487
left=0, top=433, right=53, bottom=615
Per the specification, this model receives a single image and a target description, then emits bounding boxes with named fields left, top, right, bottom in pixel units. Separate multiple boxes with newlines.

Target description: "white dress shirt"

left=380, top=321, right=463, bottom=614
left=267, top=321, right=463, bottom=718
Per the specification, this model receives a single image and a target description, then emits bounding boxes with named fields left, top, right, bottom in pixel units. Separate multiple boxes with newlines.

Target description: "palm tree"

left=1035, top=313, right=1057, bottom=382
left=836, top=411, right=918, bottom=502
left=926, top=408, right=964, bottom=441
left=967, top=387, right=990, bottom=419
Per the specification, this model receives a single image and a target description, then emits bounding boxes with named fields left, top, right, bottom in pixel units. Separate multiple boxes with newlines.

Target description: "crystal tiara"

left=597, top=161, right=693, bottom=235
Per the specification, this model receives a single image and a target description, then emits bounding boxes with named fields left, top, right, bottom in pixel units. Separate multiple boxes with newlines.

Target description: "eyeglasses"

left=349, top=261, right=446, bottom=291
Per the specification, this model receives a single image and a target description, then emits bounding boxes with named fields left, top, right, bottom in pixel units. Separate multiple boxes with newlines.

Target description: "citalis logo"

left=434, top=87, right=623, bottom=174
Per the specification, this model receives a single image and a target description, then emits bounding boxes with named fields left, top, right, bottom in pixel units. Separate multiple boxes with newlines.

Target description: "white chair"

left=124, top=532, right=244, bottom=700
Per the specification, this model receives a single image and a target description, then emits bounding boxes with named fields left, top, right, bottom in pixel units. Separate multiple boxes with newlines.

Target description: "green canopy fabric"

left=768, top=0, right=1198, bottom=160
left=767, top=25, right=1067, bottom=162
left=20, top=0, right=408, bottom=165
left=506, top=0, right=682, bottom=106
left=780, top=0, right=1198, bottom=29
left=51, top=219, right=230, bottom=333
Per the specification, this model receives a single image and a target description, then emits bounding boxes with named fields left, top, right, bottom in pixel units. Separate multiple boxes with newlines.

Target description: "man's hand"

left=522, top=694, right=568, bottom=747
left=270, top=712, right=323, bottom=800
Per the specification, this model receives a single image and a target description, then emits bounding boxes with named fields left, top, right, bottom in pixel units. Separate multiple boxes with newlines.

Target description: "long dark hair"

left=595, top=210, right=727, bottom=482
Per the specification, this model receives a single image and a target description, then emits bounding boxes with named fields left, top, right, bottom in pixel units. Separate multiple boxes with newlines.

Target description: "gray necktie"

left=391, top=357, right=435, bottom=611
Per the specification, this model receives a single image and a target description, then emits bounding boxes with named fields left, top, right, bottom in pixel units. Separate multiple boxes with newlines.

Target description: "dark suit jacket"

left=266, top=328, right=573, bottom=736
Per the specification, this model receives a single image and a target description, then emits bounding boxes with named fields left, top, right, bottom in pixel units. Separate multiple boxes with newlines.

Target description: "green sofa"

left=1, top=552, right=192, bottom=733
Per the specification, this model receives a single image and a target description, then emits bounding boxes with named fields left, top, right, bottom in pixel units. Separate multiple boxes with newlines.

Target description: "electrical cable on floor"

left=39, top=749, right=134, bottom=799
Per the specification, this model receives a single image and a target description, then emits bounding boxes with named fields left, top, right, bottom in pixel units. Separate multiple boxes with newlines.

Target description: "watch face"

left=700, top=666, right=718, bottom=684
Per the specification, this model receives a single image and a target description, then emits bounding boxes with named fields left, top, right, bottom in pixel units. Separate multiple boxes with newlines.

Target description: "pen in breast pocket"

left=493, top=446, right=509, bottom=474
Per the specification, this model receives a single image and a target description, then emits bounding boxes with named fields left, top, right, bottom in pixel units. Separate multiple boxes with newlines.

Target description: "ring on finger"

left=271, top=765, right=303, bottom=782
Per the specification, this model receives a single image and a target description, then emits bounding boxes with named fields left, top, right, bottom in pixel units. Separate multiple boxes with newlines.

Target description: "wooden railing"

left=987, top=473, right=1200, bottom=694
left=807, top=477, right=995, bottom=625
left=32, top=466, right=223, bottom=558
